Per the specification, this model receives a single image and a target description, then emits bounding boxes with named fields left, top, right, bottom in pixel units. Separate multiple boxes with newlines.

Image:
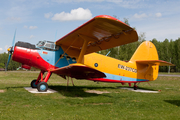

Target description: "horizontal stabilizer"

left=51, top=63, right=106, bottom=79
left=136, top=60, right=175, bottom=66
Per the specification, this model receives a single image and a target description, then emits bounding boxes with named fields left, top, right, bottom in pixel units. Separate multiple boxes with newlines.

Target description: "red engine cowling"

left=21, top=64, right=31, bottom=70
left=12, top=46, right=56, bottom=71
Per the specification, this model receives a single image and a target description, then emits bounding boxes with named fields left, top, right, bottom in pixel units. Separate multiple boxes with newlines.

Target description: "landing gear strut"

left=30, top=70, right=52, bottom=92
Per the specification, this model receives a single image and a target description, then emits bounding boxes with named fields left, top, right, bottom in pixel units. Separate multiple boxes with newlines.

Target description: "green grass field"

left=0, top=71, right=180, bottom=120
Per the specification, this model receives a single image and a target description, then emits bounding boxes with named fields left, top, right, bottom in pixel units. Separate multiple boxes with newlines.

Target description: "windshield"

left=36, top=41, right=46, bottom=47
left=36, top=40, right=58, bottom=51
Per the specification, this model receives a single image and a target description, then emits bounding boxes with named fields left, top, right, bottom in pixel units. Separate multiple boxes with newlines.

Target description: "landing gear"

left=37, top=82, right=48, bottom=92
left=31, top=79, right=38, bottom=88
left=133, top=85, right=138, bottom=90
left=133, top=83, right=138, bottom=90
left=31, top=70, right=52, bottom=92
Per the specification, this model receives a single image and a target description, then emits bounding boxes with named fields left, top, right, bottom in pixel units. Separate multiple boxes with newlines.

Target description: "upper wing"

left=51, top=63, right=106, bottom=79
left=136, top=60, right=175, bottom=66
left=56, top=15, right=138, bottom=58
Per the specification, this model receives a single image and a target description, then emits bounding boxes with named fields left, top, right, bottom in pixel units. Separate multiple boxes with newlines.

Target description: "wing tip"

left=94, top=15, right=128, bottom=26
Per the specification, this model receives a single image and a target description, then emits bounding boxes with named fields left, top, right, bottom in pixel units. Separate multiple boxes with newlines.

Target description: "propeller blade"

left=12, top=29, right=16, bottom=49
left=5, top=54, right=12, bottom=71
left=6, top=29, right=17, bottom=71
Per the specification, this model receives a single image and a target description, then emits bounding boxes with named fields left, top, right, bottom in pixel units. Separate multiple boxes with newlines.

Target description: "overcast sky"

left=0, top=0, right=180, bottom=53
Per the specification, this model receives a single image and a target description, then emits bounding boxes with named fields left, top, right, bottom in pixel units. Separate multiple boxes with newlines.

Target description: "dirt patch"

left=85, top=90, right=110, bottom=94
left=0, top=90, right=5, bottom=93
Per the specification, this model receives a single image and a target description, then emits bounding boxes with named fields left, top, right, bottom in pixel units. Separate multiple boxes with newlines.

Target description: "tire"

left=31, top=80, right=38, bottom=88
left=134, top=85, right=138, bottom=90
left=37, top=82, right=48, bottom=92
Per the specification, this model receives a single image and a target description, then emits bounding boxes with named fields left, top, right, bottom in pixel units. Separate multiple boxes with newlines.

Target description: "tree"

left=0, top=63, right=4, bottom=68
left=0, top=52, right=20, bottom=70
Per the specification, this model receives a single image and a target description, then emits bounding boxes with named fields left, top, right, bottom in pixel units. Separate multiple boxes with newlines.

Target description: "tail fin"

left=130, top=41, right=174, bottom=81
left=130, top=41, right=158, bottom=62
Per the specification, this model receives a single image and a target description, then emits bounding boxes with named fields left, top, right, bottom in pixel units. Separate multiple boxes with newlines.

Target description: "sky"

left=0, top=0, right=180, bottom=53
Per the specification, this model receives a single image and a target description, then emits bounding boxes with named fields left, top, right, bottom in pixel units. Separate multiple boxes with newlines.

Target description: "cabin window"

left=44, top=42, right=51, bottom=48
left=36, top=40, right=58, bottom=51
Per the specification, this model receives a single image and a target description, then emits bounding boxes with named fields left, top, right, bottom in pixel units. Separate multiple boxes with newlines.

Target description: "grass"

left=0, top=71, right=180, bottom=120
left=159, top=72, right=180, bottom=75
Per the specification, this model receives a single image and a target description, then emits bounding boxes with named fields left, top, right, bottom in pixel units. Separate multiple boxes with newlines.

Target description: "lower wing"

left=51, top=63, right=106, bottom=79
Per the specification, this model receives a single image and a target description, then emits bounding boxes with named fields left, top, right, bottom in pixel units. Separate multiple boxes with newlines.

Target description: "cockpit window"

left=44, top=42, right=51, bottom=48
left=36, top=40, right=58, bottom=51
left=36, top=41, right=45, bottom=47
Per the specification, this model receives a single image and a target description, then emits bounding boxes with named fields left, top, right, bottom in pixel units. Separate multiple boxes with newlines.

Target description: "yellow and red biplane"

left=6, top=15, right=174, bottom=92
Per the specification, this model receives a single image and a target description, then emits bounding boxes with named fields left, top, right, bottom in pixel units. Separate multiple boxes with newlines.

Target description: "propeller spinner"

left=5, top=30, right=16, bottom=71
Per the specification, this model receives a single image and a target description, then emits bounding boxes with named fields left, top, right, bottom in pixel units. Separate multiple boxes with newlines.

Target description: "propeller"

left=5, top=30, right=16, bottom=71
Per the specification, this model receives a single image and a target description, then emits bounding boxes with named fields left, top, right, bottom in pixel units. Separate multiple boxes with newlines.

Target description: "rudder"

left=130, top=41, right=159, bottom=62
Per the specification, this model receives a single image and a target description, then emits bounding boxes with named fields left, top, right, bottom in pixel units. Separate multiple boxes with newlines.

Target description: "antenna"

left=54, top=30, right=57, bottom=41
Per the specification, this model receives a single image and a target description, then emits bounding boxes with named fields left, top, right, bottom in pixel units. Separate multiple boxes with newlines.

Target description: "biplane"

left=6, top=15, right=174, bottom=92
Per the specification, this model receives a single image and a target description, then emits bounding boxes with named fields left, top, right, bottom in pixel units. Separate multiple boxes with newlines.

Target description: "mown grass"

left=159, top=72, right=180, bottom=75
left=0, top=71, right=180, bottom=120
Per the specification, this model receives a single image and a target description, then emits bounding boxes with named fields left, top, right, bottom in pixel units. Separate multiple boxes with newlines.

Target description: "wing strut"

left=77, top=34, right=94, bottom=63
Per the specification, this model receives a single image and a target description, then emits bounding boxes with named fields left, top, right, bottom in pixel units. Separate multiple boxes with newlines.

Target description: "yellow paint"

left=130, top=41, right=158, bottom=62
left=83, top=41, right=173, bottom=81
left=57, top=16, right=138, bottom=57
left=84, top=53, right=138, bottom=78
left=7, top=48, right=11, bottom=52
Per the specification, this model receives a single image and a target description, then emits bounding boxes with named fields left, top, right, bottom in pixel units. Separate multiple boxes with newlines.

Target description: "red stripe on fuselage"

left=88, top=78, right=148, bottom=83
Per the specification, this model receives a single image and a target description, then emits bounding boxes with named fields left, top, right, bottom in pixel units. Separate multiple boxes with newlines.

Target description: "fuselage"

left=12, top=41, right=159, bottom=85
left=84, top=53, right=149, bottom=83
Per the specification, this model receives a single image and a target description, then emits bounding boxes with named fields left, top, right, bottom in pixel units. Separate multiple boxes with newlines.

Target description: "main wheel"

left=37, top=82, right=48, bottom=92
left=134, top=85, right=138, bottom=90
left=31, top=80, right=38, bottom=88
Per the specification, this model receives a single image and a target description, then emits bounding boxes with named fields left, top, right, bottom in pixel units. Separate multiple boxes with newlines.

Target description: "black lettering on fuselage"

left=118, top=64, right=137, bottom=73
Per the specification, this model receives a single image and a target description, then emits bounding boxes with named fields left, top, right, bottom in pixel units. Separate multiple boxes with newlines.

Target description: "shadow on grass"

left=5, top=86, right=27, bottom=90
left=117, top=86, right=158, bottom=91
left=164, top=100, right=180, bottom=107
left=49, top=85, right=115, bottom=97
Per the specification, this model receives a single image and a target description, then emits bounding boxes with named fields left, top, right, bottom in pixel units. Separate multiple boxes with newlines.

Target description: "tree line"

left=0, top=53, right=21, bottom=70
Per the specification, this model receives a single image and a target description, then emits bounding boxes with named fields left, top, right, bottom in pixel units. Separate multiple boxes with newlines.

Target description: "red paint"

left=95, top=15, right=128, bottom=26
left=35, top=70, right=45, bottom=85
left=12, top=46, right=56, bottom=84
left=21, top=64, right=31, bottom=70
left=88, top=78, right=148, bottom=84
left=44, top=71, right=52, bottom=82
left=12, top=46, right=55, bottom=72
left=43, top=51, right=48, bottom=54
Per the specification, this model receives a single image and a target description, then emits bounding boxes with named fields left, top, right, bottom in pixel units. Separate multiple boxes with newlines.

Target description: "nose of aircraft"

left=7, top=47, right=14, bottom=53
left=6, top=47, right=14, bottom=71
left=7, top=48, right=11, bottom=52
